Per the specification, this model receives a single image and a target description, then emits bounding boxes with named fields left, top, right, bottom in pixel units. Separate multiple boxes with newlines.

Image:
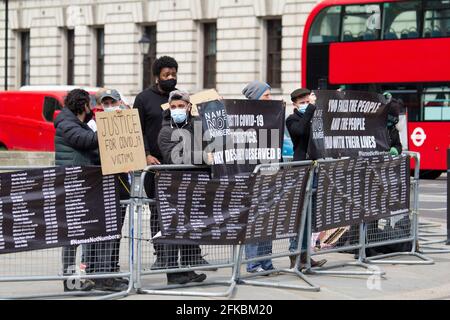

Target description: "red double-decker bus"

left=303, top=0, right=450, bottom=179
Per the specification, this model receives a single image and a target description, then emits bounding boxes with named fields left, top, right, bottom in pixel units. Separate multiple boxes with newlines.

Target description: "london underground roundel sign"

left=411, top=127, right=427, bottom=147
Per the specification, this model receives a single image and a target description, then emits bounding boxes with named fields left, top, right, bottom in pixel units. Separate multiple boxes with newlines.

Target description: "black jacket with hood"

left=134, top=85, right=173, bottom=161
left=54, top=107, right=99, bottom=166
left=286, top=104, right=316, bottom=161
left=158, top=109, right=205, bottom=165
left=387, top=98, right=403, bottom=155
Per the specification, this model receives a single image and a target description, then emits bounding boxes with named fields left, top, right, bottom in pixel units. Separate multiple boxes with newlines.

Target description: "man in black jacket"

left=286, top=88, right=327, bottom=269
left=134, top=56, right=179, bottom=269
left=286, top=88, right=316, bottom=162
left=157, top=90, right=208, bottom=285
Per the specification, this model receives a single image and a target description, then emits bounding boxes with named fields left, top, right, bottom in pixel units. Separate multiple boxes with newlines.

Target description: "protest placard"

left=96, top=109, right=147, bottom=175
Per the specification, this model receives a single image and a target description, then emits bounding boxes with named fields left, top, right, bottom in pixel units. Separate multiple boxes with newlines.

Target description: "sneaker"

left=94, top=278, right=128, bottom=292
left=311, top=258, right=327, bottom=268
left=248, top=266, right=270, bottom=276
left=300, top=252, right=327, bottom=268
left=186, top=271, right=207, bottom=283
left=167, top=272, right=191, bottom=285
left=63, top=279, right=95, bottom=292
left=151, top=255, right=167, bottom=270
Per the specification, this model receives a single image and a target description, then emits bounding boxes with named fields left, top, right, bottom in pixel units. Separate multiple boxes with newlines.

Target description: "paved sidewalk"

left=1, top=220, right=448, bottom=300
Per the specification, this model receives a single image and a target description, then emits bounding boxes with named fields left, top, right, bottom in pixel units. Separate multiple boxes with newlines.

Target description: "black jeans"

left=146, top=172, right=167, bottom=258
left=63, top=175, right=130, bottom=275
left=166, top=245, right=203, bottom=268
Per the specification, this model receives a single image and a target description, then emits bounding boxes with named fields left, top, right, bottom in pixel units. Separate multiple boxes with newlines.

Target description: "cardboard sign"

left=161, top=89, right=220, bottom=116
left=96, top=109, right=147, bottom=175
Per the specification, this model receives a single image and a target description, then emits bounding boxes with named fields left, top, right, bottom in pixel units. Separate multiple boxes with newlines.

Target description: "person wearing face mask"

left=100, top=89, right=128, bottom=112
left=83, top=88, right=131, bottom=291
left=242, top=81, right=275, bottom=275
left=286, top=88, right=327, bottom=270
left=134, top=56, right=179, bottom=270
left=157, top=90, right=211, bottom=285
left=54, top=89, right=99, bottom=293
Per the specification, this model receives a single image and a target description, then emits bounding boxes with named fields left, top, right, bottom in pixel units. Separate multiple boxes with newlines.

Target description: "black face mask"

left=158, top=79, right=177, bottom=93
left=84, top=111, right=93, bottom=123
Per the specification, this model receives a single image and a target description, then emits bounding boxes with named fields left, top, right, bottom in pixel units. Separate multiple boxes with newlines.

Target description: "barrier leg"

left=235, top=167, right=320, bottom=292
left=364, top=158, right=434, bottom=265
left=306, top=222, right=386, bottom=277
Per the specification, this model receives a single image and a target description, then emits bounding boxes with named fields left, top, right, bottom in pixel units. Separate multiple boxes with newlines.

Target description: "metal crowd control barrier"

left=135, top=165, right=240, bottom=298
left=234, top=161, right=319, bottom=292
left=304, top=159, right=385, bottom=277
left=416, top=149, right=450, bottom=254
left=0, top=166, right=135, bottom=300
left=362, top=152, right=434, bottom=265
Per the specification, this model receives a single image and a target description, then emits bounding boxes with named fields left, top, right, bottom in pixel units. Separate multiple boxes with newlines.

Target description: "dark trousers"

left=167, top=245, right=202, bottom=268
left=62, top=175, right=129, bottom=275
left=146, top=172, right=166, bottom=258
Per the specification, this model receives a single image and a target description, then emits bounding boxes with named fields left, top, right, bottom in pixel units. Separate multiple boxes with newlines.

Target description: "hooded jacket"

left=286, top=104, right=316, bottom=161
left=54, top=107, right=99, bottom=166
left=387, top=99, right=403, bottom=155
left=134, top=84, right=173, bottom=161
left=158, top=109, right=205, bottom=165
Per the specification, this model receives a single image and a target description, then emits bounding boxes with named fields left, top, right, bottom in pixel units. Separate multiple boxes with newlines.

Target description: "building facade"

left=0, top=0, right=320, bottom=103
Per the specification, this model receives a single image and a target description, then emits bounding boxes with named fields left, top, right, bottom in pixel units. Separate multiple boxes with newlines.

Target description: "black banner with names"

left=0, top=167, right=122, bottom=254
left=154, top=165, right=310, bottom=245
left=314, top=154, right=410, bottom=232
left=308, top=90, right=390, bottom=160
left=197, top=99, right=285, bottom=177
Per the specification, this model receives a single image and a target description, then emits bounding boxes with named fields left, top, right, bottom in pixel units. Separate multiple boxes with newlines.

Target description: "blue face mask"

left=171, top=108, right=187, bottom=124
left=297, top=103, right=309, bottom=114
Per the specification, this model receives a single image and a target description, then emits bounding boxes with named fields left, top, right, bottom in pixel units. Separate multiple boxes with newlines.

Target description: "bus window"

left=308, top=6, right=341, bottom=43
left=424, top=0, right=450, bottom=38
left=423, top=87, right=450, bottom=121
left=342, top=4, right=381, bottom=42
left=383, top=1, right=420, bottom=40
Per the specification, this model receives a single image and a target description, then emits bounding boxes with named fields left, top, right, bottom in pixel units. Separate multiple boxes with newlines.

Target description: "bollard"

left=447, top=149, right=450, bottom=245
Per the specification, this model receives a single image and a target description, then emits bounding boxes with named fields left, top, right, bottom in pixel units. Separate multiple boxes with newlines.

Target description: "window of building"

left=20, top=31, right=30, bottom=86
left=423, top=87, right=450, bottom=121
left=203, top=22, right=217, bottom=89
left=342, top=4, right=381, bottom=42
left=383, top=1, right=420, bottom=40
left=143, top=25, right=157, bottom=89
left=308, top=6, right=342, bottom=43
left=266, top=19, right=282, bottom=88
left=424, top=0, right=450, bottom=38
left=96, top=28, right=105, bottom=88
left=67, top=29, right=75, bottom=85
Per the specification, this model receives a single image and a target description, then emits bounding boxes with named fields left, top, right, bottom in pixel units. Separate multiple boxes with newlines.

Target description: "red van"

left=0, top=86, right=100, bottom=151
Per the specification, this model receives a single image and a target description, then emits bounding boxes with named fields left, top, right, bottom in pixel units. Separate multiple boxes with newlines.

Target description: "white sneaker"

left=249, top=266, right=270, bottom=276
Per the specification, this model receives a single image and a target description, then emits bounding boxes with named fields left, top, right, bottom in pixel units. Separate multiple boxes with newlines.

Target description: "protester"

left=53, top=90, right=94, bottom=292
left=157, top=90, right=209, bottom=285
left=385, top=94, right=403, bottom=156
left=134, top=56, right=179, bottom=270
left=92, top=89, right=131, bottom=288
left=364, top=94, right=405, bottom=257
left=286, top=88, right=327, bottom=269
left=242, top=80, right=275, bottom=274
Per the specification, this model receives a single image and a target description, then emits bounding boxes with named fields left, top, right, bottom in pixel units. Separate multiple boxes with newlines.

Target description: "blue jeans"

left=289, top=226, right=308, bottom=253
left=245, top=241, right=274, bottom=272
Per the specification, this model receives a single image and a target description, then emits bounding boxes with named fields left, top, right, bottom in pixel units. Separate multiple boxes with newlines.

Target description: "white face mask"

left=104, top=105, right=125, bottom=112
